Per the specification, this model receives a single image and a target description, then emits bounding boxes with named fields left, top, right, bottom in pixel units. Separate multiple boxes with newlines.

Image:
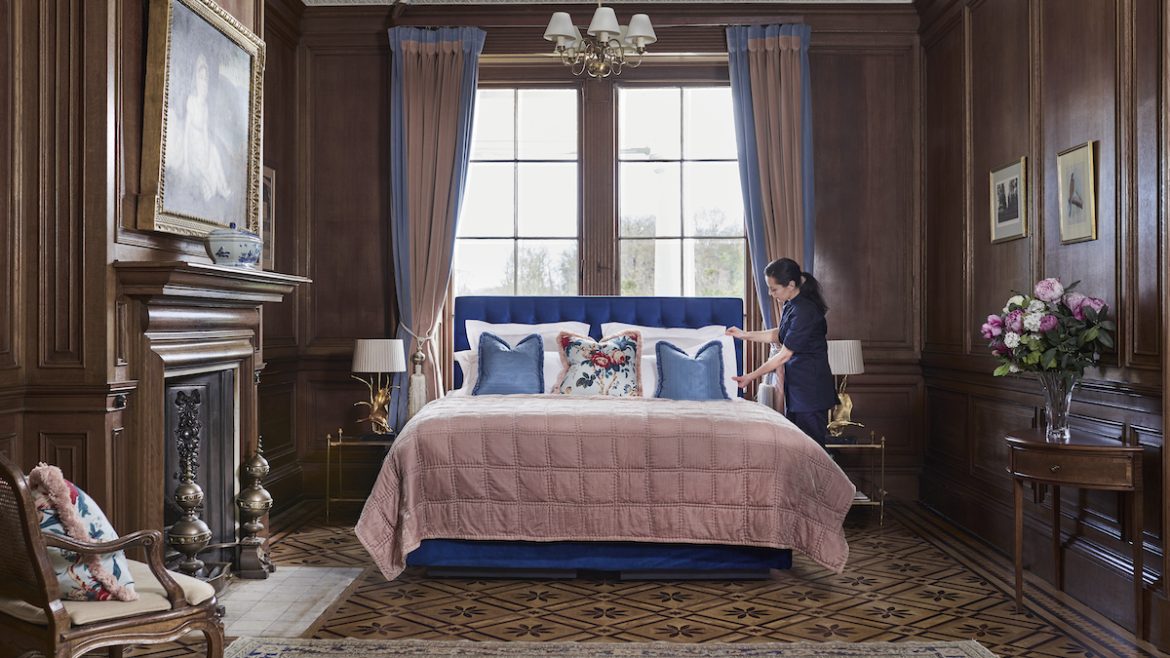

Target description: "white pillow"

left=449, top=349, right=565, bottom=397
left=603, top=323, right=737, bottom=398
left=466, top=320, right=590, bottom=353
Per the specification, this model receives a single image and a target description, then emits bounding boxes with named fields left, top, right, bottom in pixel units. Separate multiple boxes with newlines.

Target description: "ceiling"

left=301, top=0, right=912, bottom=5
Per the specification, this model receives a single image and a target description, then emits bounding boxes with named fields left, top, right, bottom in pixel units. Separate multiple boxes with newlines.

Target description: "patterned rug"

left=224, top=638, right=998, bottom=657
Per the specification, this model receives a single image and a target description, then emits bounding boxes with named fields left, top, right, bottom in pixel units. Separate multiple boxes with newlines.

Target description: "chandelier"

left=543, top=6, right=656, bottom=78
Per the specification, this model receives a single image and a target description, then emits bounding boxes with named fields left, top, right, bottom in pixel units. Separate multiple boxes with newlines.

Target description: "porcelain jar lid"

left=207, top=222, right=258, bottom=239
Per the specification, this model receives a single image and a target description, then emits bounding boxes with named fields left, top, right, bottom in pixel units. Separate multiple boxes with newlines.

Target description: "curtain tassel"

left=407, top=349, right=427, bottom=420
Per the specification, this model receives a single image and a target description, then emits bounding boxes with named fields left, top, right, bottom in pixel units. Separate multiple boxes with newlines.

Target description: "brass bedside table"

left=326, top=427, right=395, bottom=523
left=825, top=432, right=886, bottom=526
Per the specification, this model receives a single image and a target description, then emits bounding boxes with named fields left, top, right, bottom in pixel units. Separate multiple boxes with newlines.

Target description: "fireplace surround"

left=115, top=261, right=307, bottom=575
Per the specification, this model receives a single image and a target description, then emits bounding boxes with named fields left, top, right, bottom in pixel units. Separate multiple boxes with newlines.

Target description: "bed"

left=355, top=296, right=855, bottom=581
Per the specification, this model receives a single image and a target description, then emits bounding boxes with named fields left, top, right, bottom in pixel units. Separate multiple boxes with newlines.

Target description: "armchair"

left=0, top=453, right=224, bottom=658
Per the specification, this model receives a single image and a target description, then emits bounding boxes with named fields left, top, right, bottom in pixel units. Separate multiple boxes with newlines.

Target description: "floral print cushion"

left=553, top=330, right=643, bottom=397
left=28, top=463, right=137, bottom=601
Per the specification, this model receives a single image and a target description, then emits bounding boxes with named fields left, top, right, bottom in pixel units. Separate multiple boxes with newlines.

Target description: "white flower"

left=1023, top=312, right=1042, bottom=332
left=1003, top=295, right=1025, bottom=313
left=1003, top=332, right=1020, bottom=348
left=1027, top=299, right=1045, bottom=313
left=1008, top=364, right=1021, bottom=373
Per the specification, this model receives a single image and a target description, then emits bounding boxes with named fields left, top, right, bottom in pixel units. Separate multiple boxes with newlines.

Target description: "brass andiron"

left=168, top=391, right=212, bottom=577
left=236, top=437, right=275, bottom=579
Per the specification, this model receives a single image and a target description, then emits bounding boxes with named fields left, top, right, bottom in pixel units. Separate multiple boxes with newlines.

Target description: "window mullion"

left=580, top=80, right=616, bottom=295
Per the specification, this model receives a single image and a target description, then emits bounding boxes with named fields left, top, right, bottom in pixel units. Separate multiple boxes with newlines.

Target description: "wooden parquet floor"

left=132, top=503, right=1166, bottom=657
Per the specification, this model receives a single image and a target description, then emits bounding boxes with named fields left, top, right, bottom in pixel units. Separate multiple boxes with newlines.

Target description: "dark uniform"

left=777, top=294, right=838, bottom=446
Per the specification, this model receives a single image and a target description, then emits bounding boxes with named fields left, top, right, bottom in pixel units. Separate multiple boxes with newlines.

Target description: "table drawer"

left=1010, top=448, right=1135, bottom=488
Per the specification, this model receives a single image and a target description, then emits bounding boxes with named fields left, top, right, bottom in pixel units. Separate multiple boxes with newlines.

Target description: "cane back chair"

left=0, top=453, right=224, bottom=658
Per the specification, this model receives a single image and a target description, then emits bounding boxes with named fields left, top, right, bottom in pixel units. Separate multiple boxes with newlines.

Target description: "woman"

left=727, top=258, right=838, bottom=446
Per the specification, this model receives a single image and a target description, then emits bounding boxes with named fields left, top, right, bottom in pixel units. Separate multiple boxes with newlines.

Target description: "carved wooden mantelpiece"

left=114, top=261, right=309, bottom=536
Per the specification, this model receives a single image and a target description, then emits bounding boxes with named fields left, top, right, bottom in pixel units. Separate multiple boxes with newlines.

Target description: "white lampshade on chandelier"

left=543, top=6, right=656, bottom=78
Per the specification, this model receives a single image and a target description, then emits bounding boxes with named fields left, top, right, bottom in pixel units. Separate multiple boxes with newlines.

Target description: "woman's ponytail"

left=799, top=272, right=829, bottom=315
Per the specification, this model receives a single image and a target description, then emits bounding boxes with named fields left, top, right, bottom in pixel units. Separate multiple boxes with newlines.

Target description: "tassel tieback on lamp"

left=827, top=339, right=865, bottom=438
left=352, top=339, right=407, bottom=435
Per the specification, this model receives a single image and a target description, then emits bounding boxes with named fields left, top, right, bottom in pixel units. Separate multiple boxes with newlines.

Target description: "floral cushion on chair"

left=28, top=463, right=137, bottom=601
left=553, top=330, right=643, bottom=397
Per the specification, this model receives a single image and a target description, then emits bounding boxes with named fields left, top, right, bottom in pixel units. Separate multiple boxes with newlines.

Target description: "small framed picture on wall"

left=989, top=157, right=1026, bottom=243
left=261, top=166, right=275, bottom=270
left=1057, top=141, right=1097, bottom=244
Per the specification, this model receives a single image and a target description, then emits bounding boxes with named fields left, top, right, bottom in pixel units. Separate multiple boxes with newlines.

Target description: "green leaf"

left=1084, top=306, right=1098, bottom=323
left=993, top=364, right=1012, bottom=377
left=1042, top=348, right=1057, bottom=369
left=1084, top=327, right=1099, bottom=342
left=1098, top=331, right=1114, bottom=348
left=1098, top=320, right=1116, bottom=331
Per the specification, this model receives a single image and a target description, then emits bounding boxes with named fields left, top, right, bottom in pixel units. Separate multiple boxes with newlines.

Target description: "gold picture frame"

left=137, top=0, right=265, bottom=237
left=989, top=157, right=1027, bottom=243
left=1057, top=141, right=1097, bottom=244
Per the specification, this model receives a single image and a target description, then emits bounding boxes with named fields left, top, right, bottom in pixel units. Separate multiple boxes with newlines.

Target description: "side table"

left=825, top=431, right=886, bottom=526
left=1005, top=428, right=1144, bottom=636
left=326, top=428, right=395, bottom=523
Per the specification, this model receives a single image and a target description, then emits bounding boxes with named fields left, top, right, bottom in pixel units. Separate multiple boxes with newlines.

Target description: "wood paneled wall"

left=917, top=0, right=1167, bottom=642
left=258, top=3, right=925, bottom=510
left=0, top=0, right=269, bottom=531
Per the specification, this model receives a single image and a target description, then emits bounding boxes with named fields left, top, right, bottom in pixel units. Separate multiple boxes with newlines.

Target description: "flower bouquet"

left=980, top=277, right=1114, bottom=442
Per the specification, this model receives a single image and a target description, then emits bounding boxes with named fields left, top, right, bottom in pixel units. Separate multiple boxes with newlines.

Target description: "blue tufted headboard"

left=452, top=296, right=744, bottom=391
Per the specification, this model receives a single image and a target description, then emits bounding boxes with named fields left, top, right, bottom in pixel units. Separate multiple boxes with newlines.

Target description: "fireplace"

left=115, top=261, right=308, bottom=578
left=164, top=369, right=237, bottom=565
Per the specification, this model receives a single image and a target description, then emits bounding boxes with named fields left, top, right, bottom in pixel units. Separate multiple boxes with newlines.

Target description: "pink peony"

left=980, top=314, right=1004, bottom=340
left=992, top=341, right=1011, bottom=356
left=1005, top=309, right=1024, bottom=333
left=1038, top=314, right=1059, bottom=332
left=1034, top=278, right=1065, bottom=303
left=1063, top=292, right=1087, bottom=319
left=1082, top=297, right=1106, bottom=318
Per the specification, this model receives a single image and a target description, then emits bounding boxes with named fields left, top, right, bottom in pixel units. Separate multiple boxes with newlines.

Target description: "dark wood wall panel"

left=0, top=0, right=15, bottom=375
left=1130, top=0, right=1163, bottom=368
left=305, top=49, right=394, bottom=349
left=37, top=0, right=85, bottom=370
left=968, top=0, right=1031, bottom=349
left=812, top=47, right=918, bottom=361
left=923, top=21, right=965, bottom=354
left=1040, top=0, right=1118, bottom=342
left=919, top=0, right=1167, bottom=640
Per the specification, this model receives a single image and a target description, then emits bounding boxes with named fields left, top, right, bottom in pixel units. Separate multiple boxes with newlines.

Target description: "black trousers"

left=786, top=409, right=830, bottom=447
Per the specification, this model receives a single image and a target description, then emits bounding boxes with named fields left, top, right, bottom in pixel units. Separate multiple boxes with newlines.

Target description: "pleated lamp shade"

left=352, top=339, right=407, bottom=374
left=827, top=340, right=865, bottom=376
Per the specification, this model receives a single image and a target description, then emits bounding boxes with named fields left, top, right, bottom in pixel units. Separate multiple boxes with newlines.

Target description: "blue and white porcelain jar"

left=205, top=223, right=262, bottom=268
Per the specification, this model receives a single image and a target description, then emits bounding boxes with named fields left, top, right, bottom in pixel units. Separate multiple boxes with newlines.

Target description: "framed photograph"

left=261, top=166, right=275, bottom=270
left=1057, top=141, right=1097, bottom=244
left=137, top=0, right=265, bottom=237
left=989, top=157, right=1027, bottom=243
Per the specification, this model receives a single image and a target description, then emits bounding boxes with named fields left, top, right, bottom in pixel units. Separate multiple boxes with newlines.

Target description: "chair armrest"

left=42, top=529, right=189, bottom=607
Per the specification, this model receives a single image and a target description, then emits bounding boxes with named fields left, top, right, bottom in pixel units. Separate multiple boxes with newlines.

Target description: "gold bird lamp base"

left=827, top=376, right=864, bottom=438
left=353, top=373, right=397, bottom=435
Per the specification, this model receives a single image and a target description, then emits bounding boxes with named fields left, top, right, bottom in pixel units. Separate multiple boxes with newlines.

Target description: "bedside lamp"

left=827, top=339, right=865, bottom=438
left=352, top=339, right=407, bottom=435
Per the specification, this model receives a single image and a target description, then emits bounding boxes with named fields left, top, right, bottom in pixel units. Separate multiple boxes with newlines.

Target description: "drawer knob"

left=1050, top=465, right=1062, bottom=473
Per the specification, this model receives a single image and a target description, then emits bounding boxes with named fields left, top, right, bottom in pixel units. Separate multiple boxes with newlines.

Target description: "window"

left=618, top=87, right=745, bottom=299
left=452, top=82, right=745, bottom=302
left=453, top=88, right=580, bottom=296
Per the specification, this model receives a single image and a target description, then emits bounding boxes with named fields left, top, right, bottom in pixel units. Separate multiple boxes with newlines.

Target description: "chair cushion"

left=0, top=560, right=214, bottom=626
left=28, top=464, right=137, bottom=601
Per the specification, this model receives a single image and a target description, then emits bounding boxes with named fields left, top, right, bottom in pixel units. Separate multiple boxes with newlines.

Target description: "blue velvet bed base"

left=407, top=540, right=792, bottom=576
left=431, top=295, right=776, bottom=576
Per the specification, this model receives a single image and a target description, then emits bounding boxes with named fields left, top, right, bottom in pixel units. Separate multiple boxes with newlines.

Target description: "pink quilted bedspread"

left=355, top=395, right=855, bottom=580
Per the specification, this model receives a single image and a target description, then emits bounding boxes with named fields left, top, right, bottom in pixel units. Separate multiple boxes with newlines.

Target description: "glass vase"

left=1037, top=372, right=1079, bottom=443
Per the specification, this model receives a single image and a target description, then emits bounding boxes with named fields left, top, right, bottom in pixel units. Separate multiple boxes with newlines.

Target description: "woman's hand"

left=733, top=373, right=756, bottom=389
left=725, top=327, right=748, bottom=340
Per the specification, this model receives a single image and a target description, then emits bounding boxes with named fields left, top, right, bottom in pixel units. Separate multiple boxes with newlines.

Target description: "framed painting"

left=261, top=166, right=275, bottom=270
left=137, top=0, right=265, bottom=237
left=1057, top=141, right=1097, bottom=244
left=989, top=157, right=1026, bottom=243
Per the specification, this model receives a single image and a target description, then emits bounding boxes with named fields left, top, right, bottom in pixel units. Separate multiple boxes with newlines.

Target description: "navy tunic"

left=777, top=295, right=838, bottom=413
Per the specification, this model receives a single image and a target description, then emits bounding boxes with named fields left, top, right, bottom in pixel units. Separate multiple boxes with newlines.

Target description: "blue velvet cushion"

left=655, top=340, right=729, bottom=401
left=473, top=332, right=544, bottom=395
